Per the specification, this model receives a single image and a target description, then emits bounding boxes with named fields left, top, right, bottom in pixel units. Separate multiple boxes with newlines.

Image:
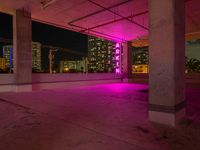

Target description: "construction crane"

left=0, top=37, right=85, bottom=55
left=42, top=44, right=85, bottom=56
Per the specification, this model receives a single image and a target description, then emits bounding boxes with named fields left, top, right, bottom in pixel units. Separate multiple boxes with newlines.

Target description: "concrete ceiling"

left=0, top=0, right=200, bottom=42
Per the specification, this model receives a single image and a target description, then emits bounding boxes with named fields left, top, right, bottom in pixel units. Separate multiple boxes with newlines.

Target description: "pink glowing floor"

left=0, top=83, right=200, bottom=150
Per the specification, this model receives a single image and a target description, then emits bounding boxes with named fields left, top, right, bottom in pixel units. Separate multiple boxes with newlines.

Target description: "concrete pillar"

left=148, top=0, right=185, bottom=126
left=13, top=10, right=32, bottom=91
left=122, top=42, right=132, bottom=82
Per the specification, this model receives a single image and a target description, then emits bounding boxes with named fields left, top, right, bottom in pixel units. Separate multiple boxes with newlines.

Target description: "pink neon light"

left=116, top=49, right=120, bottom=54
left=116, top=68, right=120, bottom=73
left=116, top=56, right=120, bottom=61
left=115, top=43, right=121, bottom=74
left=116, top=43, right=120, bottom=48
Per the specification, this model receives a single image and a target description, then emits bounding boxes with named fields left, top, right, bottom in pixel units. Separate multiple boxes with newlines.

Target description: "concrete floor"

left=0, top=83, right=200, bottom=150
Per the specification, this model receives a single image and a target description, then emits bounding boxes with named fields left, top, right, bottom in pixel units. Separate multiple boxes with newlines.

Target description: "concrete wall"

left=32, top=73, right=122, bottom=90
left=132, top=73, right=200, bottom=83
left=0, top=73, right=122, bottom=91
left=0, top=74, right=15, bottom=92
left=132, top=73, right=200, bottom=79
left=0, top=73, right=199, bottom=92
left=185, top=73, right=200, bottom=84
left=0, top=74, right=15, bottom=85
left=32, top=73, right=121, bottom=83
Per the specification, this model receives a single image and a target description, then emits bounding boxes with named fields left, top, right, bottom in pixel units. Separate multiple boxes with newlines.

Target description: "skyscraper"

left=2, top=42, right=42, bottom=72
left=0, top=58, right=6, bottom=70
left=132, top=46, right=149, bottom=73
left=2, top=45, right=13, bottom=72
left=133, top=46, right=148, bottom=65
left=88, top=36, right=116, bottom=73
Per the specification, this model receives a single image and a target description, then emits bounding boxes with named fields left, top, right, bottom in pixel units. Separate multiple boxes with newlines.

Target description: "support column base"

left=149, top=108, right=186, bottom=126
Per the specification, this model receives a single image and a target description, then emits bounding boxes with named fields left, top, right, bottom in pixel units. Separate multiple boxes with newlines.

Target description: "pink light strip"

left=115, top=43, right=121, bottom=74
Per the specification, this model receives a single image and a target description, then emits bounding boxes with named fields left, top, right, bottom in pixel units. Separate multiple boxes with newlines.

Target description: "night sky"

left=0, top=12, right=12, bottom=39
left=32, top=21, right=88, bottom=54
left=0, top=12, right=12, bottom=57
left=32, top=21, right=88, bottom=71
left=0, top=12, right=88, bottom=54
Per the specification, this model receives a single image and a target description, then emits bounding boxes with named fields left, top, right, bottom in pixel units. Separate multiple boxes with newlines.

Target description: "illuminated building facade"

left=60, top=60, right=84, bottom=73
left=88, top=36, right=116, bottom=73
left=2, top=45, right=13, bottom=72
left=133, top=46, right=148, bottom=65
left=0, top=58, right=6, bottom=70
left=32, top=42, right=42, bottom=71
left=2, top=42, right=42, bottom=72
left=132, top=46, right=149, bottom=73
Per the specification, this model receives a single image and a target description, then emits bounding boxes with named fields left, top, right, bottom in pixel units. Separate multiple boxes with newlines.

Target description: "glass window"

left=0, top=12, right=13, bottom=73
left=186, top=39, right=200, bottom=73
left=32, top=21, right=88, bottom=73
left=132, top=39, right=200, bottom=74
left=32, top=22, right=117, bottom=74
left=132, top=46, right=149, bottom=74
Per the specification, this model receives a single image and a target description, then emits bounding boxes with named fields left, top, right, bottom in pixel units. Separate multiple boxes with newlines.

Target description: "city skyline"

left=0, top=12, right=119, bottom=73
left=1, top=12, right=200, bottom=74
left=0, top=36, right=118, bottom=73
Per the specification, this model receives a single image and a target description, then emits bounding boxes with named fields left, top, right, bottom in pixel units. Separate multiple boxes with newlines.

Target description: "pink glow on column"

left=115, top=43, right=121, bottom=74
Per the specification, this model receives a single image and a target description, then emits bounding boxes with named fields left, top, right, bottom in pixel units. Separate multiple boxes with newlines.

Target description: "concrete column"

left=122, top=42, right=132, bottom=82
left=148, top=0, right=185, bottom=126
left=13, top=10, right=32, bottom=91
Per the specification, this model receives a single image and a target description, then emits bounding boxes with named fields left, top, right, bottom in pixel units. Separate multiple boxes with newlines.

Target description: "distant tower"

left=0, top=58, right=6, bottom=70
left=3, top=45, right=13, bottom=72
left=32, top=42, right=42, bottom=71
left=88, top=36, right=116, bottom=73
